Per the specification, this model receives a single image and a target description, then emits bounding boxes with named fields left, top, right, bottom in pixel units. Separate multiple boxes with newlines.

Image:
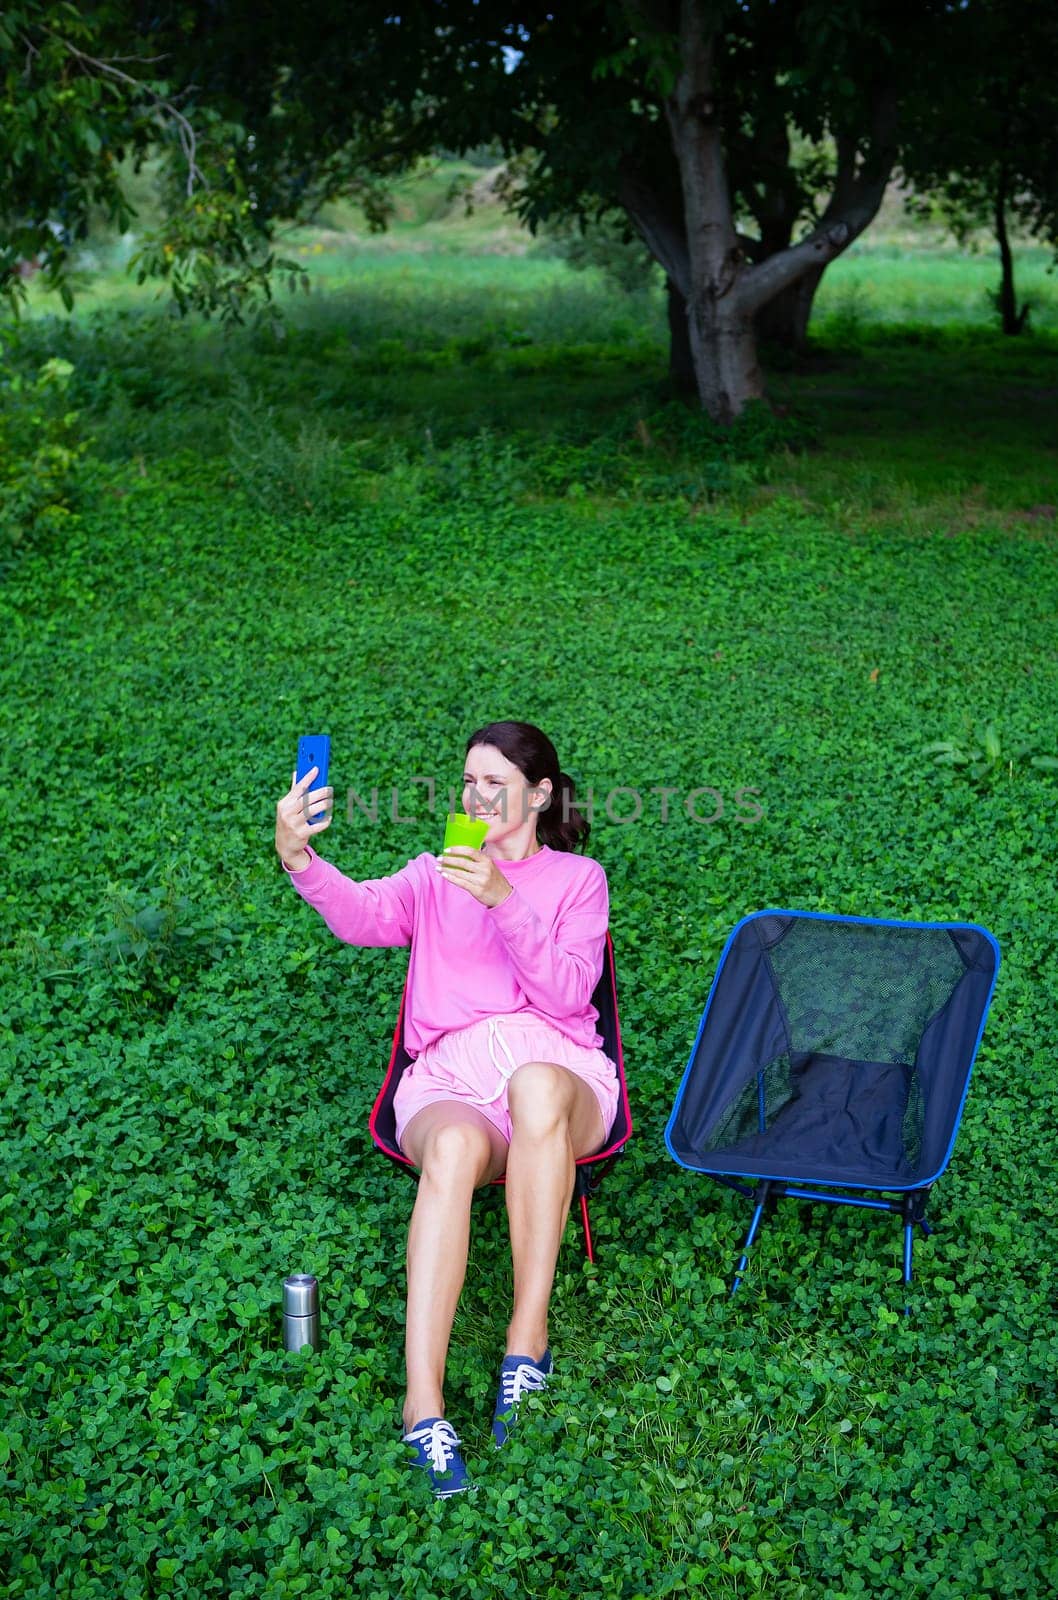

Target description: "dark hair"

left=464, top=720, right=591, bottom=853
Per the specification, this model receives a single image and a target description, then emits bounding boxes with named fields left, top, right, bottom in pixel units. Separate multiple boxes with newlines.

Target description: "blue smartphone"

left=296, top=734, right=331, bottom=828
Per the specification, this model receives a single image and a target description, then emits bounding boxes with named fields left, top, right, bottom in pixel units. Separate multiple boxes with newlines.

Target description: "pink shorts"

left=393, top=1011, right=620, bottom=1154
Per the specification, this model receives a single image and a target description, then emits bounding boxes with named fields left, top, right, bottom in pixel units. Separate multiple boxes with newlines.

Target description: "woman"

left=274, top=720, right=619, bottom=1497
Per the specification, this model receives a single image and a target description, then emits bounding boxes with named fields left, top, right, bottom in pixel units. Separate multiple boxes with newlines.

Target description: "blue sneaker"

left=492, top=1350, right=554, bottom=1447
left=402, top=1416, right=474, bottom=1498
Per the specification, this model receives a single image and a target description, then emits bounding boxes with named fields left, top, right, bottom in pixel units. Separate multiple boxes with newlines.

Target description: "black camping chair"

left=370, top=930, right=632, bottom=1261
left=665, top=910, right=1000, bottom=1299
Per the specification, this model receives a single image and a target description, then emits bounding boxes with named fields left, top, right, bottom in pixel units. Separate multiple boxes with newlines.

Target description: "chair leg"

left=732, top=1180, right=772, bottom=1294
left=901, top=1188, right=932, bottom=1316
left=579, top=1190, right=595, bottom=1264
left=572, top=1167, right=596, bottom=1263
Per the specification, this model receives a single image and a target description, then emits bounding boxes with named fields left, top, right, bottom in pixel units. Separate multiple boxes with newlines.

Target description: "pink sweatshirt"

left=282, top=842, right=610, bottom=1054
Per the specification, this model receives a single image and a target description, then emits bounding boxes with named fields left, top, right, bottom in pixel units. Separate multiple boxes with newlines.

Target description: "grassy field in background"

left=38, top=153, right=1058, bottom=333
left=2, top=168, right=1057, bottom=1597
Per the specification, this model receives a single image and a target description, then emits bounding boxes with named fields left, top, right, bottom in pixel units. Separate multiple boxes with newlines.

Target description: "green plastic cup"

left=443, top=811, right=489, bottom=859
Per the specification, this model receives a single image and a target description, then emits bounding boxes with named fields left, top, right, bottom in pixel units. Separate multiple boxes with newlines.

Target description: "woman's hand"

left=435, top=847, right=513, bottom=909
left=276, top=765, right=334, bottom=867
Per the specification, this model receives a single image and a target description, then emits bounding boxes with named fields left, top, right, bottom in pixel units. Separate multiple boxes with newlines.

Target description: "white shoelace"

left=467, top=1017, right=520, bottom=1107
left=500, top=1359, right=550, bottom=1410
left=403, top=1418, right=460, bottom=1473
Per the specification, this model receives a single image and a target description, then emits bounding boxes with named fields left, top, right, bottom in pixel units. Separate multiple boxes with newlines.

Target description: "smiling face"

left=462, top=742, right=552, bottom=848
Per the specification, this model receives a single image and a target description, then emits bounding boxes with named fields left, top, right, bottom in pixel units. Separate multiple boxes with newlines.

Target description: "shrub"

left=0, top=351, right=89, bottom=568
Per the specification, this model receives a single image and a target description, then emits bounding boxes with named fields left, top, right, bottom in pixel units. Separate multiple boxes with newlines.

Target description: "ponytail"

left=538, top=769, right=591, bottom=853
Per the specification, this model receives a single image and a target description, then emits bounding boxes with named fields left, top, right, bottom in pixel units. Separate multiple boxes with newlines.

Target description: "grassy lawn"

left=2, top=192, right=1057, bottom=1597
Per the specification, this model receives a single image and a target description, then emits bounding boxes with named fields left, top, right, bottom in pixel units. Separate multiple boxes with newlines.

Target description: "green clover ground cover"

left=2, top=264, right=1057, bottom=1598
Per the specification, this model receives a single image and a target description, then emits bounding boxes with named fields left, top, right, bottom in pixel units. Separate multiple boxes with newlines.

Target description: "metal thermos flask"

left=282, top=1274, right=320, bottom=1352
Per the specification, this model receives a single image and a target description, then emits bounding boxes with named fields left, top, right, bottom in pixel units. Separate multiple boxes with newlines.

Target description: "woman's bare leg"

left=399, top=1102, right=508, bottom=1431
left=503, top=1063, right=605, bottom=1361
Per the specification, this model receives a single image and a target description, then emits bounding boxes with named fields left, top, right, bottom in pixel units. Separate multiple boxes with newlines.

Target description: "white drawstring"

left=466, top=1017, right=520, bottom=1106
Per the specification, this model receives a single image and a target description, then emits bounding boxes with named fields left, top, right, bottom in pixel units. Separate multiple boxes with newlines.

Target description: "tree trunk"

left=683, top=295, right=762, bottom=425
left=664, top=7, right=767, bottom=419
left=620, top=5, right=896, bottom=421
left=665, top=275, right=696, bottom=392
left=994, top=166, right=1029, bottom=335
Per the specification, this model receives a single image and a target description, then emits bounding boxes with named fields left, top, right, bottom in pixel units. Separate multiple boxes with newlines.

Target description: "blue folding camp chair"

left=371, top=931, right=632, bottom=1261
left=666, top=910, right=1000, bottom=1297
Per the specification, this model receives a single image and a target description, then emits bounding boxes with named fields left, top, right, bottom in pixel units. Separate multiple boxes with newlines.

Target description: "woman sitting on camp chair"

left=274, top=719, right=619, bottom=1498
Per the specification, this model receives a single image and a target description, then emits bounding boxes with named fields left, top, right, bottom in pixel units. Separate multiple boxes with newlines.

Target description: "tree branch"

left=740, top=86, right=898, bottom=315
left=738, top=221, right=850, bottom=313
left=46, top=30, right=205, bottom=197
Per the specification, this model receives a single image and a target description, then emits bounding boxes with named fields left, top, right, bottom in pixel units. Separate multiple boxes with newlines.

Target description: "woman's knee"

left=418, top=1116, right=502, bottom=1185
left=507, top=1063, right=573, bottom=1139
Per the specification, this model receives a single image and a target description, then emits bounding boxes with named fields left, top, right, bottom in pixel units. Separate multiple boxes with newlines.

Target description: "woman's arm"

left=283, top=846, right=419, bottom=948
left=276, top=764, right=417, bottom=946
left=487, top=865, right=608, bottom=1018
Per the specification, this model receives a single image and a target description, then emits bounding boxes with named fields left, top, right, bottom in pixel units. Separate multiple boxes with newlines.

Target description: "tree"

left=898, top=0, right=1058, bottom=338
left=1, top=2, right=165, bottom=311
left=1, top=0, right=928, bottom=398
left=479, top=1, right=954, bottom=420
left=13, top=2, right=1052, bottom=419
left=0, top=0, right=311, bottom=320
left=0, top=1, right=434, bottom=321
left=121, top=2, right=442, bottom=318
left=209, top=0, right=954, bottom=417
